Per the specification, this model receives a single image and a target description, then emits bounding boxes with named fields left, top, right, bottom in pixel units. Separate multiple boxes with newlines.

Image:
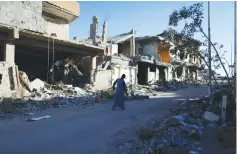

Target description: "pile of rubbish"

left=0, top=74, right=157, bottom=118
left=151, top=80, right=200, bottom=92
left=0, top=75, right=112, bottom=118
left=115, top=94, right=235, bottom=154
left=128, top=84, right=157, bottom=97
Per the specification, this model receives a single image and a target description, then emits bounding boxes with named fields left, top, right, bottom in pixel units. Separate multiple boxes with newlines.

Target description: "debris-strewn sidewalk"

left=114, top=95, right=236, bottom=154
left=0, top=77, right=160, bottom=120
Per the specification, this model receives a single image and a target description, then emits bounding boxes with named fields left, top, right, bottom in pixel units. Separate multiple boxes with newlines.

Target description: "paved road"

left=0, top=86, right=208, bottom=154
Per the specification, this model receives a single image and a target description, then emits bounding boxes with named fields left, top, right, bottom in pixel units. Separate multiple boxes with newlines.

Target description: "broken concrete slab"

left=30, top=78, right=45, bottom=91
left=19, top=71, right=31, bottom=92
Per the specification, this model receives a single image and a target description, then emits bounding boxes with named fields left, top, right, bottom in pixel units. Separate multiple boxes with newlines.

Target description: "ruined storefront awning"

left=0, top=24, right=105, bottom=56
left=15, top=30, right=105, bottom=56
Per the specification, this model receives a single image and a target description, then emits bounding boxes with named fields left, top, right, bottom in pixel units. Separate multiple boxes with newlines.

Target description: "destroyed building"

left=0, top=2, right=105, bottom=97
left=134, top=35, right=202, bottom=84
left=134, top=36, right=172, bottom=84
left=78, top=16, right=137, bottom=90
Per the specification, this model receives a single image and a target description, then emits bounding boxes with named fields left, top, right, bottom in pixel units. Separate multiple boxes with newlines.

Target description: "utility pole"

left=234, top=1, right=236, bottom=104
left=208, top=1, right=212, bottom=96
left=230, top=41, right=232, bottom=76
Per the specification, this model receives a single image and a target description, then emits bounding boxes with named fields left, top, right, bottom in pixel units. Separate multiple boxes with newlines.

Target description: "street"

left=0, top=85, right=208, bottom=154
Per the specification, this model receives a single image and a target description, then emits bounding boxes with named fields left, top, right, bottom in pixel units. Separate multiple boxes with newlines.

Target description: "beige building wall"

left=45, top=20, right=69, bottom=40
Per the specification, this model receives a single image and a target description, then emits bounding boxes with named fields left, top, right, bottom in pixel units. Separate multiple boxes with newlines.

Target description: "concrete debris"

left=115, top=91, right=235, bottom=154
left=1, top=70, right=159, bottom=119
left=29, top=78, right=45, bottom=91
left=19, top=71, right=32, bottom=92
left=128, top=84, right=156, bottom=97
left=0, top=82, right=114, bottom=119
left=152, top=80, right=198, bottom=92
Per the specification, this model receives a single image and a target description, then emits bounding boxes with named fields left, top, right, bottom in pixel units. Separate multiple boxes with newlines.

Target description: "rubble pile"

left=0, top=82, right=111, bottom=118
left=128, top=84, right=157, bottom=97
left=152, top=80, right=200, bottom=92
left=115, top=94, right=235, bottom=154
left=0, top=71, right=161, bottom=119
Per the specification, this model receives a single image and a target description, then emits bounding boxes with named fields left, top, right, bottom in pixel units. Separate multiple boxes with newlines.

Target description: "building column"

left=90, top=56, right=97, bottom=85
left=130, top=29, right=136, bottom=57
left=147, top=65, right=150, bottom=83
left=196, top=69, right=198, bottom=80
left=182, top=66, right=186, bottom=81
left=135, top=64, right=138, bottom=84
left=165, top=67, right=169, bottom=81
left=155, top=67, right=159, bottom=81
left=175, top=69, right=177, bottom=80
left=187, top=68, right=190, bottom=79
left=3, top=42, right=15, bottom=65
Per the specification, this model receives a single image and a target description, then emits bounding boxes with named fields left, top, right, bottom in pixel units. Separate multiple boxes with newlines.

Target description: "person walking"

left=112, top=74, right=128, bottom=110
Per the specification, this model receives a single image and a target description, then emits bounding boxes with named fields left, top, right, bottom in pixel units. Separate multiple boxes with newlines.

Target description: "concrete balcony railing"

left=42, top=1, right=80, bottom=23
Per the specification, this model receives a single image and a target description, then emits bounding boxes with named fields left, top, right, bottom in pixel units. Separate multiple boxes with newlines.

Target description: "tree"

left=157, top=28, right=202, bottom=55
left=168, top=2, right=230, bottom=84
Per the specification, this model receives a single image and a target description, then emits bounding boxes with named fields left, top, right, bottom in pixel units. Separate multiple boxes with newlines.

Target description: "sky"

left=69, top=1, right=235, bottom=76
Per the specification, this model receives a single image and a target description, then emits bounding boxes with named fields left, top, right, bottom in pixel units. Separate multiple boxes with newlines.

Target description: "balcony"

left=42, top=1, right=80, bottom=23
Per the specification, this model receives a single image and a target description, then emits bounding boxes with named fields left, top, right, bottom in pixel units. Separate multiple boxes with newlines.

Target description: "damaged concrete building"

left=182, top=52, right=202, bottom=80
left=134, top=35, right=202, bottom=84
left=134, top=36, right=172, bottom=84
left=0, top=1, right=105, bottom=97
left=78, top=16, right=137, bottom=90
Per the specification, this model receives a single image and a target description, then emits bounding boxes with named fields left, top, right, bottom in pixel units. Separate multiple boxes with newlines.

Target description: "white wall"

left=106, top=44, right=118, bottom=56
left=112, top=65, right=137, bottom=85
left=167, top=66, right=172, bottom=81
left=94, top=65, right=137, bottom=90
left=148, top=71, right=156, bottom=83
left=94, top=70, right=113, bottom=90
